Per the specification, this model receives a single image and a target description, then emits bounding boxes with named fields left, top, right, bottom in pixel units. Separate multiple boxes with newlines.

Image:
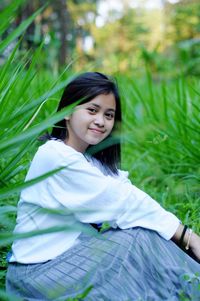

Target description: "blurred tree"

left=1, top=0, right=70, bottom=68
left=1, top=0, right=199, bottom=76
left=51, top=0, right=69, bottom=66
left=90, top=3, right=149, bottom=72
left=15, top=1, right=38, bottom=50
left=68, top=0, right=98, bottom=66
left=164, top=0, right=200, bottom=42
left=163, top=0, right=200, bottom=75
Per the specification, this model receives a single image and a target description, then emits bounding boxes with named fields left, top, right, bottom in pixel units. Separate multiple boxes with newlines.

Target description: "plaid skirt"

left=6, top=227, right=200, bottom=301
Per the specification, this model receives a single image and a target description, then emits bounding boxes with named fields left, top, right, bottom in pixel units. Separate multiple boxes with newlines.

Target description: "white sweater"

left=10, top=140, right=180, bottom=263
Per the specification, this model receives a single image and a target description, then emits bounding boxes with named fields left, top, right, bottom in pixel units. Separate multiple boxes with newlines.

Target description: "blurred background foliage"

left=1, top=0, right=200, bottom=77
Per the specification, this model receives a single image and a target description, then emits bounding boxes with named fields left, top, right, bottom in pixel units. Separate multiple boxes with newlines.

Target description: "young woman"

left=6, top=72, right=200, bottom=301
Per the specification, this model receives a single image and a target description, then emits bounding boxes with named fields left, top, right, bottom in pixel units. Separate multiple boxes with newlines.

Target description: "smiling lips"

left=89, top=128, right=105, bottom=134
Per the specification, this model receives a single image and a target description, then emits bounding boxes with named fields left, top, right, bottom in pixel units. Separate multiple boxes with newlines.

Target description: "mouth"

left=89, top=128, right=105, bottom=134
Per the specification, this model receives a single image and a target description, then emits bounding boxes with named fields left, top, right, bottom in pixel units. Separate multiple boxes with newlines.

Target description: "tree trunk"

left=52, top=0, right=69, bottom=67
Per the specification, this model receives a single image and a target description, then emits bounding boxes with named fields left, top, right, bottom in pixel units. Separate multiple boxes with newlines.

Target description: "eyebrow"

left=89, top=103, right=116, bottom=112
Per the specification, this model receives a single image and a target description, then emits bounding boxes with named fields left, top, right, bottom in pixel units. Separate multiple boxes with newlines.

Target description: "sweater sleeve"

left=47, top=151, right=180, bottom=240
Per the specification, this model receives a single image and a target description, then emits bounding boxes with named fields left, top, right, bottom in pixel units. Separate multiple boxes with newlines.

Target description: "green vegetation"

left=0, top=0, right=200, bottom=299
left=120, top=73, right=200, bottom=230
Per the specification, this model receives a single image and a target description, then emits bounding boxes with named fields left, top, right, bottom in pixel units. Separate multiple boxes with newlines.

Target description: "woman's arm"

left=172, top=224, right=200, bottom=262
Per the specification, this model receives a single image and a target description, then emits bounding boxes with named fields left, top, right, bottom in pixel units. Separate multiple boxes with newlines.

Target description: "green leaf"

left=0, top=103, right=75, bottom=155
left=0, top=6, right=45, bottom=54
left=0, top=223, right=98, bottom=247
left=0, top=167, right=65, bottom=200
left=0, top=0, right=26, bottom=36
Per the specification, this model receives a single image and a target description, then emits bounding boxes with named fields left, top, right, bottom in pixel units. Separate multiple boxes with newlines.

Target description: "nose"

left=94, top=113, right=105, bottom=127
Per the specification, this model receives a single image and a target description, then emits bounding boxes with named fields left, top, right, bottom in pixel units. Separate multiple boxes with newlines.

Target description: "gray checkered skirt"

left=6, top=227, right=200, bottom=300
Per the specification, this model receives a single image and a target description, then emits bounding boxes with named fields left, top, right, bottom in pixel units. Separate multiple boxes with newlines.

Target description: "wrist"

left=172, top=224, right=194, bottom=251
left=179, top=226, right=194, bottom=251
left=184, top=228, right=193, bottom=250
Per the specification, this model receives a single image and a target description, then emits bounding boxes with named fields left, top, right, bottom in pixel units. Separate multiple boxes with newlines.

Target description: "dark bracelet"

left=179, top=225, right=188, bottom=248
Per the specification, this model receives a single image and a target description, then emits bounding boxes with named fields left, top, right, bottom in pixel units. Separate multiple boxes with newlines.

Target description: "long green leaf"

left=0, top=0, right=26, bottom=36
left=0, top=78, right=71, bottom=127
left=0, top=103, right=76, bottom=155
left=0, top=167, right=64, bottom=200
left=0, top=6, right=45, bottom=54
left=0, top=223, right=98, bottom=247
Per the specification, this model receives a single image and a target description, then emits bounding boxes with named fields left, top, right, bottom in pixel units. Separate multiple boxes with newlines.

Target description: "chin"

left=87, top=138, right=104, bottom=145
left=86, top=135, right=108, bottom=146
left=89, top=141, right=101, bottom=145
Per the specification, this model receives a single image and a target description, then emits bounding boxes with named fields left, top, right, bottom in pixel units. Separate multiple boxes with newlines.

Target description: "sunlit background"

left=1, top=0, right=199, bottom=78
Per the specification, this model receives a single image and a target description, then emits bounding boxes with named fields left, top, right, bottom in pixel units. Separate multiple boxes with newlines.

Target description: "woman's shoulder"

left=34, top=139, right=84, bottom=166
left=40, top=139, right=76, bottom=154
left=25, top=140, right=85, bottom=180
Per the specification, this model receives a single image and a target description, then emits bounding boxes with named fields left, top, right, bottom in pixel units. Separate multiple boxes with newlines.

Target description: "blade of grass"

left=0, top=6, right=45, bottom=54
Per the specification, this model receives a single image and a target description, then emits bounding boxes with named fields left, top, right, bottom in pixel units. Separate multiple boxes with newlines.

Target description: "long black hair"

left=50, top=72, right=122, bottom=175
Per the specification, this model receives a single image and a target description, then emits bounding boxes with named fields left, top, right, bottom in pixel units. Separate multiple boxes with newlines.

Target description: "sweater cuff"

left=160, top=217, right=181, bottom=240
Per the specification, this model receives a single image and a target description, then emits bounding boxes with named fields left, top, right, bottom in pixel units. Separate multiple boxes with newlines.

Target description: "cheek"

left=107, top=121, right=115, bottom=134
left=70, top=112, right=86, bottom=127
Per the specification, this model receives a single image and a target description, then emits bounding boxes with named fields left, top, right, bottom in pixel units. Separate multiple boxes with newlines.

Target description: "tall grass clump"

left=0, top=2, right=78, bottom=297
left=119, top=71, right=200, bottom=232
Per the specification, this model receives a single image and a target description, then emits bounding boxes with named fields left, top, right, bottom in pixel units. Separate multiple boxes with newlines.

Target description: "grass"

left=0, top=1, right=200, bottom=299
left=120, top=72, right=200, bottom=231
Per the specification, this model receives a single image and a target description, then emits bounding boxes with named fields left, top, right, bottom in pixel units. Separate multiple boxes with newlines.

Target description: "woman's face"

left=64, top=93, right=116, bottom=153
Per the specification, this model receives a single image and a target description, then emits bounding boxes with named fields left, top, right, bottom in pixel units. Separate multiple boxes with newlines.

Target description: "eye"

left=105, top=112, right=115, bottom=120
left=87, top=108, right=97, bottom=114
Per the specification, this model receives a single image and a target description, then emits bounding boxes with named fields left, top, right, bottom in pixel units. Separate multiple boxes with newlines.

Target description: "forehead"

left=83, top=93, right=116, bottom=110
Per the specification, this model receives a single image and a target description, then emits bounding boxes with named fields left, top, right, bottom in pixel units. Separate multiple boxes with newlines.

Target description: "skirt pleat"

left=6, top=227, right=200, bottom=300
